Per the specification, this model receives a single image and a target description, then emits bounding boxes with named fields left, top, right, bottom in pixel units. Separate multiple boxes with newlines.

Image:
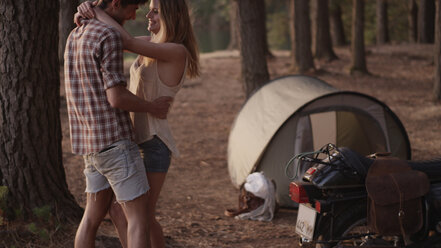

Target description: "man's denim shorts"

left=83, top=139, right=150, bottom=202
left=139, top=136, right=171, bottom=173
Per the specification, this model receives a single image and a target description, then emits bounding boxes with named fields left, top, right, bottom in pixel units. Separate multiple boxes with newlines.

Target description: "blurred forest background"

left=123, top=0, right=410, bottom=53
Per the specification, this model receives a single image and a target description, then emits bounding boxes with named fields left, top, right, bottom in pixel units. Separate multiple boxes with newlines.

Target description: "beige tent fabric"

left=310, top=112, right=337, bottom=150
left=228, top=76, right=337, bottom=187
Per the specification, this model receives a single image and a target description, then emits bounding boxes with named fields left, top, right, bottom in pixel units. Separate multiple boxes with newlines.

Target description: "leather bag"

left=365, top=157, right=430, bottom=237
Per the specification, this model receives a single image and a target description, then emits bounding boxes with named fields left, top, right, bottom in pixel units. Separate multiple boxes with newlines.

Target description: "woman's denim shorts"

left=139, top=136, right=171, bottom=173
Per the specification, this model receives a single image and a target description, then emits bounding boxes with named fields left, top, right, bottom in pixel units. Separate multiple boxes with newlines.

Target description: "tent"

left=227, top=75, right=411, bottom=208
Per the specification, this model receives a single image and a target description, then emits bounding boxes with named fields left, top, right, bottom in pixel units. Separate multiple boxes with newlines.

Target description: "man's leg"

left=120, top=193, right=150, bottom=248
left=108, top=195, right=128, bottom=248
left=75, top=188, right=113, bottom=248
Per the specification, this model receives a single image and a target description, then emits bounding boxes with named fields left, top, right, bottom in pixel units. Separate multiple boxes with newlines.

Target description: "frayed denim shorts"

left=139, top=136, right=171, bottom=173
left=83, top=139, right=150, bottom=202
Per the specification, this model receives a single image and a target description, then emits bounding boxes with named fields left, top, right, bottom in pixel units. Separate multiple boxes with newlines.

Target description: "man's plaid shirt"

left=64, top=19, right=134, bottom=155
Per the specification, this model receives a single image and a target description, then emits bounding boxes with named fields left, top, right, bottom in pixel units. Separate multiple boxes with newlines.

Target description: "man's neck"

left=100, top=5, right=124, bottom=25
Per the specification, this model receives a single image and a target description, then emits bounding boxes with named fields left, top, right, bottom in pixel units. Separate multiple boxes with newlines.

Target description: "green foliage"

left=27, top=222, right=50, bottom=241
left=14, top=208, right=23, bottom=220
left=266, top=0, right=290, bottom=50
left=0, top=186, right=7, bottom=209
left=32, top=205, right=52, bottom=222
left=267, top=11, right=290, bottom=50
left=0, top=186, right=7, bottom=226
left=337, top=0, right=410, bottom=44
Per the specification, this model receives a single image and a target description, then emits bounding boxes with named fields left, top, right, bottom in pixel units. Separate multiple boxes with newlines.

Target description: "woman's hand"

left=74, top=1, right=98, bottom=26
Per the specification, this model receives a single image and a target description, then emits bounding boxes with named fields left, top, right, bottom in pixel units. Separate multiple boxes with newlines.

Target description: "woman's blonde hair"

left=147, top=0, right=200, bottom=78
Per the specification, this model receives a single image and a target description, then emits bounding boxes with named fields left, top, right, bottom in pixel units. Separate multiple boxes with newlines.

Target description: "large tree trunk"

left=290, top=0, right=315, bottom=73
left=315, top=0, right=338, bottom=61
left=418, top=0, right=436, bottom=43
left=59, top=0, right=78, bottom=65
left=227, top=0, right=240, bottom=50
left=409, top=0, right=419, bottom=43
left=350, top=0, right=368, bottom=74
left=330, top=0, right=347, bottom=46
left=434, top=0, right=441, bottom=100
left=0, top=0, right=82, bottom=220
left=376, top=0, right=389, bottom=44
left=237, top=0, right=270, bottom=98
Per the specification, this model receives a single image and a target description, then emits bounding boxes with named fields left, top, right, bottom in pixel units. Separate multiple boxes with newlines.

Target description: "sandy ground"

left=59, top=43, right=441, bottom=247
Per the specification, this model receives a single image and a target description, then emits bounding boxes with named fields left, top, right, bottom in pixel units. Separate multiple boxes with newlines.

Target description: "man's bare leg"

left=120, top=192, right=150, bottom=248
left=75, top=188, right=113, bottom=248
left=109, top=195, right=128, bottom=248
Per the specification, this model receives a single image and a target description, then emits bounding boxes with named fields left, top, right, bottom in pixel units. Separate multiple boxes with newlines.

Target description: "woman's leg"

left=146, top=172, right=167, bottom=248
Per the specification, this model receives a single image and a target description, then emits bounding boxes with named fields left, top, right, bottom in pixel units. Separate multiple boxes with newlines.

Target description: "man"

left=64, top=0, right=171, bottom=247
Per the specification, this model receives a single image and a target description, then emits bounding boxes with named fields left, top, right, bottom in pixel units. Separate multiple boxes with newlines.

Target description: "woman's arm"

left=93, top=7, right=186, bottom=62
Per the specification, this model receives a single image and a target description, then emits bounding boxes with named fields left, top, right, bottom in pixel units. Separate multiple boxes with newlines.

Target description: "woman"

left=76, top=0, right=200, bottom=247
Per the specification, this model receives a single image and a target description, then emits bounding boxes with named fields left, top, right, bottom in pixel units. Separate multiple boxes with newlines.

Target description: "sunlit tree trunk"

left=434, top=0, right=441, bottom=100
left=290, top=0, right=315, bottom=73
left=0, top=0, right=82, bottom=220
left=418, top=0, right=436, bottom=43
left=227, top=0, right=239, bottom=50
left=315, top=0, right=338, bottom=61
left=376, top=0, right=389, bottom=44
left=350, top=0, right=368, bottom=74
left=59, top=0, right=78, bottom=64
left=409, top=0, right=418, bottom=43
left=237, top=0, right=270, bottom=98
left=330, top=0, right=347, bottom=46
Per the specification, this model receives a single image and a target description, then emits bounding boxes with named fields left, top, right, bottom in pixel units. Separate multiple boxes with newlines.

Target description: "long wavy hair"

left=147, top=0, right=200, bottom=78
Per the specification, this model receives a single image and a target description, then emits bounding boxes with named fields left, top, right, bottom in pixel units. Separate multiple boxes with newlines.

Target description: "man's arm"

left=106, top=85, right=172, bottom=119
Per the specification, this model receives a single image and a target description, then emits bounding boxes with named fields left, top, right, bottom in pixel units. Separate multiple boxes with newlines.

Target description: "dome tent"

left=227, top=75, right=411, bottom=208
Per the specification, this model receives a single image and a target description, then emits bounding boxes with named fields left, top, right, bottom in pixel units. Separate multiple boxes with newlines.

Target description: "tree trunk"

left=350, top=0, right=368, bottom=74
left=290, top=0, right=315, bottom=73
left=237, top=0, right=270, bottom=98
left=315, top=0, right=338, bottom=61
left=409, top=0, right=419, bottom=43
left=434, top=0, right=441, bottom=100
left=418, top=0, right=436, bottom=43
left=330, top=0, right=347, bottom=46
left=0, top=0, right=82, bottom=220
left=59, top=0, right=78, bottom=65
left=227, top=0, right=240, bottom=50
left=376, top=0, right=389, bottom=44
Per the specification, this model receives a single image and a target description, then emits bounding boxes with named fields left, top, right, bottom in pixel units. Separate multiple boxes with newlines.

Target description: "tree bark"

left=59, top=0, right=78, bottom=65
left=330, top=0, right=347, bottom=46
left=376, top=0, right=389, bottom=44
left=434, top=0, right=441, bottom=100
left=315, top=0, right=338, bottom=61
left=409, top=0, right=418, bottom=43
left=350, top=0, right=368, bottom=74
left=418, top=0, right=436, bottom=43
left=237, top=0, right=270, bottom=98
left=0, top=0, right=82, bottom=220
left=290, top=0, right=315, bottom=73
left=227, top=0, right=240, bottom=50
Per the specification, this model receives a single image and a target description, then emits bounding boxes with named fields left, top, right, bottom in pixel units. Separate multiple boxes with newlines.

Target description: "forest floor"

left=2, top=43, right=441, bottom=247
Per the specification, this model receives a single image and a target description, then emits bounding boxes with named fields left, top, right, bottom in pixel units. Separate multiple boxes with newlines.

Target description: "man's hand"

left=150, top=96, right=173, bottom=119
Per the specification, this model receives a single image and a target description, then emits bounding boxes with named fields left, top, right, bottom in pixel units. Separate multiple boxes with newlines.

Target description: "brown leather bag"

left=365, top=156, right=430, bottom=237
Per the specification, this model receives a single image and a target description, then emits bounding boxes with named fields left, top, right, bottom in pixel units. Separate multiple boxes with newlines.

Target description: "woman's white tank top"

left=128, top=56, right=187, bottom=157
